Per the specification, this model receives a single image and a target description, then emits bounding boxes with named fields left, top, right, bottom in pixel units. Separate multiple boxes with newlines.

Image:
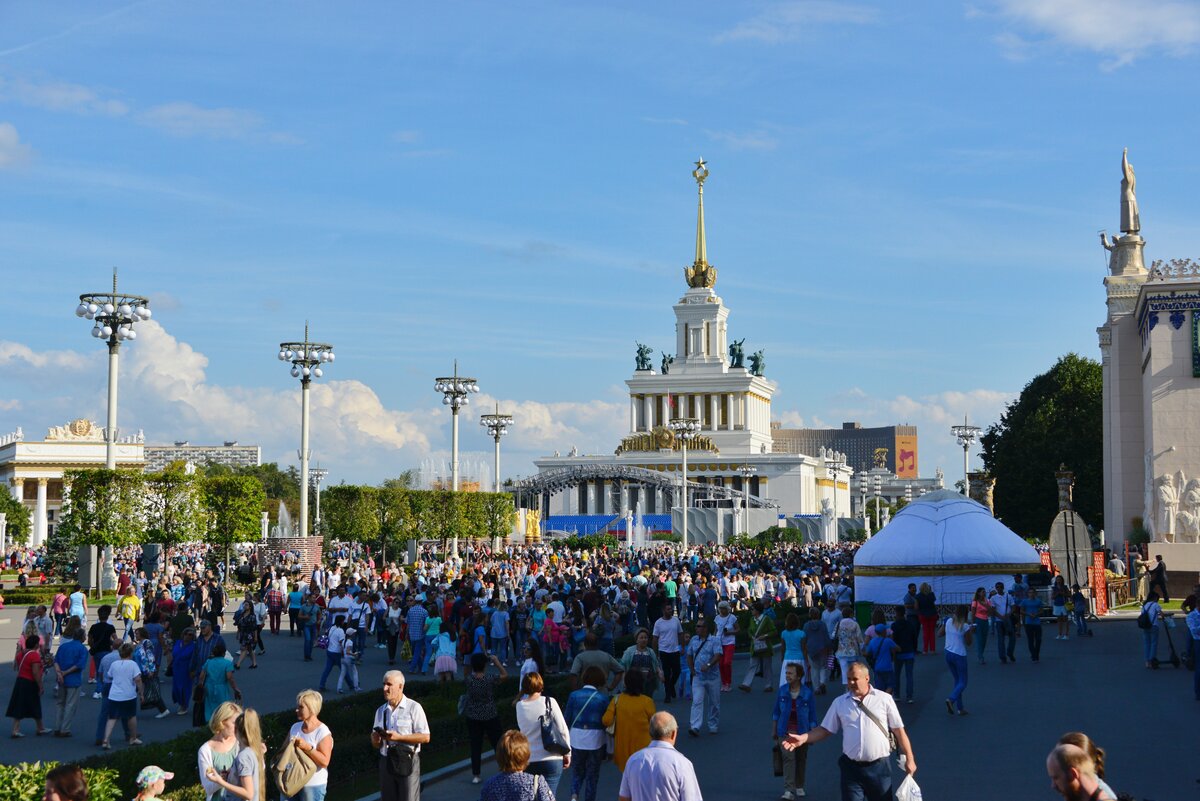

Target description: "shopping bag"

left=895, top=774, right=922, bottom=801
left=771, top=744, right=783, bottom=777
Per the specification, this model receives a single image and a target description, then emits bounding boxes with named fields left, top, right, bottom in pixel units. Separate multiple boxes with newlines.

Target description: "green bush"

left=78, top=674, right=574, bottom=801
left=650, top=532, right=681, bottom=543
left=0, top=584, right=76, bottom=606
left=556, top=534, right=620, bottom=551
left=0, top=762, right=121, bottom=801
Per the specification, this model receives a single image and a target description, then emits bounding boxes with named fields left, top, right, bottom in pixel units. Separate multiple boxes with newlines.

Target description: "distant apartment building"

left=144, top=441, right=261, bottom=472
left=771, top=422, right=919, bottom=479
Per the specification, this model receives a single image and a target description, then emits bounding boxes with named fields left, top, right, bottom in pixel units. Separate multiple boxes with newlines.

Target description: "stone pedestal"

left=968, top=472, right=995, bottom=514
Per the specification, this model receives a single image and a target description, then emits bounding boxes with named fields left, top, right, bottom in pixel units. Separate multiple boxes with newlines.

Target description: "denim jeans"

left=489, top=636, right=509, bottom=663
left=570, top=747, right=603, bottom=801
left=974, top=619, right=990, bottom=661
left=895, top=655, right=914, bottom=700
left=994, top=619, right=1016, bottom=662
left=1074, top=610, right=1090, bottom=635
left=408, top=638, right=426, bottom=673
left=303, top=626, right=315, bottom=659
left=690, top=675, right=721, bottom=732
left=945, top=651, right=968, bottom=711
left=284, top=784, right=327, bottom=801
left=318, top=650, right=341, bottom=689
left=525, top=758, right=564, bottom=796
left=1143, top=627, right=1160, bottom=663
left=1025, top=624, right=1043, bottom=661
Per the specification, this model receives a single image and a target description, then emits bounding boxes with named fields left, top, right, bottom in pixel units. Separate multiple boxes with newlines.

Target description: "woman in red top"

left=969, top=587, right=991, bottom=665
left=6, top=633, right=48, bottom=737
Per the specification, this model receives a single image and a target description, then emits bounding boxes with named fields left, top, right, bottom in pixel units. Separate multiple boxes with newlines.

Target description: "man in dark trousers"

left=1149, top=555, right=1170, bottom=602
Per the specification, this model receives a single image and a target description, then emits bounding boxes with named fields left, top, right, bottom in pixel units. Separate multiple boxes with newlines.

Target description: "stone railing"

left=0, top=429, right=23, bottom=446
left=1148, top=258, right=1200, bottom=282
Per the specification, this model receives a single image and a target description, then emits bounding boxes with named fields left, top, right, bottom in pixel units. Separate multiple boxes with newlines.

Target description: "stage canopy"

left=853, top=489, right=1042, bottom=606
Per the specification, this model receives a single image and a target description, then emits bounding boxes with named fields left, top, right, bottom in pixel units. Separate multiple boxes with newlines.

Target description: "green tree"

left=482, top=492, right=516, bottom=542
left=57, top=469, right=146, bottom=594
left=322, top=484, right=379, bottom=547
left=202, top=475, right=267, bottom=576
left=0, top=490, right=32, bottom=545
left=375, top=483, right=411, bottom=563
left=144, top=469, right=206, bottom=550
left=981, top=353, right=1102, bottom=538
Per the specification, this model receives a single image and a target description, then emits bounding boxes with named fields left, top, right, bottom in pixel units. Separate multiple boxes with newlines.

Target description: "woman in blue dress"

left=172, top=627, right=197, bottom=715
left=199, top=640, right=241, bottom=721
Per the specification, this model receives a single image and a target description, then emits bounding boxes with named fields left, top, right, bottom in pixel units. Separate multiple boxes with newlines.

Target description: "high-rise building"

left=771, top=422, right=918, bottom=479
left=144, top=441, right=261, bottom=472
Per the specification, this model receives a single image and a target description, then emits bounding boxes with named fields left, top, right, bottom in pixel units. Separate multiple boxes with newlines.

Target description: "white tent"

left=853, top=489, right=1042, bottom=606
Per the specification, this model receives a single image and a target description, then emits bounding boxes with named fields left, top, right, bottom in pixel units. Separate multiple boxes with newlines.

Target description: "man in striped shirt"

left=405, top=601, right=429, bottom=675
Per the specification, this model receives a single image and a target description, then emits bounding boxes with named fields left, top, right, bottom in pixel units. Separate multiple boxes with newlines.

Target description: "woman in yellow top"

left=601, top=668, right=655, bottom=771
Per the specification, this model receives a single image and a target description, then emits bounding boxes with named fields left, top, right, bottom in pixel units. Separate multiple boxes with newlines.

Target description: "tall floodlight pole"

left=859, top=473, right=868, bottom=522
left=75, top=271, right=151, bottom=589
left=480, top=405, right=514, bottom=493
left=310, top=467, right=329, bottom=534
left=739, top=463, right=757, bottom=537
left=951, top=415, right=982, bottom=496
left=278, top=325, right=334, bottom=538
left=435, top=362, right=479, bottom=557
left=75, top=271, right=152, bottom=469
left=668, top=417, right=701, bottom=549
left=873, top=474, right=882, bottom=531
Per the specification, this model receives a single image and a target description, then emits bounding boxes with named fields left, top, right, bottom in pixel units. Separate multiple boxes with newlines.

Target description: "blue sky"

left=2, top=1, right=1200, bottom=487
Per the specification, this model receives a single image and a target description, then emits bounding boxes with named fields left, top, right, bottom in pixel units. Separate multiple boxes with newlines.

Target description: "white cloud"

left=0, top=341, right=87, bottom=370
left=990, top=0, right=1200, bottom=68
left=471, top=393, right=627, bottom=453
left=138, top=102, right=263, bottom=139
left=0, top=122, right=32, bottom=168
left=0, top=76, right=128, bottom=116
left=717, top=1, right=879, bottom=44
left=705, top=129, right=778, bottom=151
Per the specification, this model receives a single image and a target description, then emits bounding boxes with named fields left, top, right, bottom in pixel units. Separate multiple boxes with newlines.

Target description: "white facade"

left=0, top=419, right=145, bottom=547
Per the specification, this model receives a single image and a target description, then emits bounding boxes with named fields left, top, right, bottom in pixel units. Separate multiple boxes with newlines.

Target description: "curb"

left=351, top=749, right=496, bottom=801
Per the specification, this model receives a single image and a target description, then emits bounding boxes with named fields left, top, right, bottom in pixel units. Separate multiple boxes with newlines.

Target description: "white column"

left=743, top=394, right=751, bottom=431
left=708, top=395, right=718, bottom=431
left=10, top=477, right=21, bottom=500
left=35, top=478, right=48, bottom=548
left=106, top=344, right=119, bottom=470
left=644, top=395, right=653, bottom=430
left=300, top=379, right=311, bottom=536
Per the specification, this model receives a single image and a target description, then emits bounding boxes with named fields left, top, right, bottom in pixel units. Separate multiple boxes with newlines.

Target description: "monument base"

left=260, top=536, right=324, bottom=572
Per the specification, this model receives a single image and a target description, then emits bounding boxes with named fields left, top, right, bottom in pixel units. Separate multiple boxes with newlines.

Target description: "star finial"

left=692, top=158, right=709, bottom=187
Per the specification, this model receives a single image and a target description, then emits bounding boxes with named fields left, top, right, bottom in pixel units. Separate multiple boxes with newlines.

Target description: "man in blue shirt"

left=1017, top=587, right=1044, bottom=662
left=865, top=631, right=899, bottom=695
left=53, top=627, right=89, bottom=736
left=686, top=618, right=724, bottom=737
left=405, top=600, right=429, bottom=675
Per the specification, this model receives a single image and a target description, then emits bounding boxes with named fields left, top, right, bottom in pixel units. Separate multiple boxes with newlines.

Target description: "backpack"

left=1137, top=604, right=1154, bottom=630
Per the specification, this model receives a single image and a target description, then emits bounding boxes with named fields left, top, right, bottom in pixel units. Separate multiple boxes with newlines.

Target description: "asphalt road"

left=0, top=607, right=1193, bottom=800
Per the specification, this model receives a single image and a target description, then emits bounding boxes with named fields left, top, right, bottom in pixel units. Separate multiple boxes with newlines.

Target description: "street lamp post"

left=480, top=405, right=514, bottom=493
left=309, top=467, right=329, bottom=534
left=951, top=415, right=982, bottom=496
left=873, top=474, right=882, bottom=531
left=859, top=473, right=869, bottom=527
left=75, top=271, right=151, bottom=589
left=668, top=417, right=701, bottom=549
left=278, top=325, right=334, bottom=538
left=738, top=463, right=757, bottom=540
left=434, top=362, right=479, bottom=557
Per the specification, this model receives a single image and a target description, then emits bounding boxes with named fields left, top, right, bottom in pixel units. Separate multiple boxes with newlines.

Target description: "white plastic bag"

left=895, top=774, right=923, bottom=801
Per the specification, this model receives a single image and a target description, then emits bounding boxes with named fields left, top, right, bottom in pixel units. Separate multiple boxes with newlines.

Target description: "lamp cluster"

left=434, top=374, right=479, bottom=409
left=75, top=294, right=151, bottom=342
left=278, top=341, right=335, bottom=381
left=667, top=417, right=702, bottom=440
left=480, top=410, right=514, bottom=439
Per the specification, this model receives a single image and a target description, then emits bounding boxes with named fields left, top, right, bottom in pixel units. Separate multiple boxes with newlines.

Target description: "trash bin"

left=855, top=600, right=874, bottom=629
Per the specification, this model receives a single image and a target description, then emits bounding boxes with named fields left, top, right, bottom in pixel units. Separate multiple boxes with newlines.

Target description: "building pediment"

left=46, top=419, right=105, bottom=442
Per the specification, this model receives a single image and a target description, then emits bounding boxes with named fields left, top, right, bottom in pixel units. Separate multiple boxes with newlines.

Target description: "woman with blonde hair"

left=205, top=708, right=265, bottom=801
left=198, top=702, right=242, bottom=801
left=285, top=690, right=332, bottom=801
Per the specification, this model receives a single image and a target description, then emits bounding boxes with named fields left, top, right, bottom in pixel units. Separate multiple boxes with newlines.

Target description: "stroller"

left=1152, top=613, right=1183, bottom=669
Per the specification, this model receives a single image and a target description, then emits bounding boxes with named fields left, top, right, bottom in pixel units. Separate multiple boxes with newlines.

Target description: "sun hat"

left=136, top=767, right=174, bottom=788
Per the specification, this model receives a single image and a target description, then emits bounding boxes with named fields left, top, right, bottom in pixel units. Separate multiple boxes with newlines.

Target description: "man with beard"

left=1046, top=744, right=1114, bottom=800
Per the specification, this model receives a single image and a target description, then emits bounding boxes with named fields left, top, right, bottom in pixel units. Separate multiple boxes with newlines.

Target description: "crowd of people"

left=0, top=535, right=1168, bottom=800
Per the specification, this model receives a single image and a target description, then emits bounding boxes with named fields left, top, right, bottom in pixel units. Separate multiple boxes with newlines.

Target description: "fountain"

left=271, top=501, right=295, bottom=538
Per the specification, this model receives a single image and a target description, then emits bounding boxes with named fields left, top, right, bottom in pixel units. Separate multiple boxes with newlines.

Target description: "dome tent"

left=852, top=489, right=1042, bottom=606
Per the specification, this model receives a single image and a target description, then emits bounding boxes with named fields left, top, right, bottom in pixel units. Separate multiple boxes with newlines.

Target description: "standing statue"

left=1121, top=147, right=1140, bottom=234
left=1177, top=477, right=1200, bottom=543
left=1154, top=473, right=1178, bottom=542
left=728, top=338, right=745, bottom=369
left=660, top=352, right=674, bottom=374
left=749, top=349, right=765, bottom=376
left=635, top=342, right=653, bottom=371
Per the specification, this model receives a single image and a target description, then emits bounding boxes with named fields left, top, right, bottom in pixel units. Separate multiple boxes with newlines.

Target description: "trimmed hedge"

left=0, top=762, right=121, bottom=801
left=78, top=673, right=573, bottom=801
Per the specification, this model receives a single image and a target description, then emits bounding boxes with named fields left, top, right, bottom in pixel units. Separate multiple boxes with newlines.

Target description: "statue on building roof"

left=749, top=349, right=765, bottom=376
left=1121, top=147, right=1140, bottom=235
left=660, top=352, right=674, bottom=374
left=728, top=338, right=745, bottom=369
left=635, top=342, right=653, bottom=371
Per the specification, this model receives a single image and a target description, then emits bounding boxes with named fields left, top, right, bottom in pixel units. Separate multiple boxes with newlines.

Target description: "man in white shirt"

left=782, top=662, right=916, bottom=801
left=618, top=712, right=702, bottom=801
left=371, top=670, right=430, bottom=801
left=989, top=582, right=1017, bottom=664
left=652, top=603, right=684, bottom=703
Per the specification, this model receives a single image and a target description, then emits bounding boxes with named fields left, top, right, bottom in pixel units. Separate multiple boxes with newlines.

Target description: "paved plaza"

left=0, top=606, right=1191, bottom=799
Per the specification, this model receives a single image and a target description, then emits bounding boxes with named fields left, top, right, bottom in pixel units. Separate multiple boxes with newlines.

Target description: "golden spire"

left=685, top=158, right=716, bottom=289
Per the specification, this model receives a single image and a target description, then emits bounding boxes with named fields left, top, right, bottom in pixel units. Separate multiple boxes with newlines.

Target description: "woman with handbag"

left=771, top=663, right=816, bottom=801
left=514, top=672, right=571, bottom=794
left=133, top=628, right=172, bottom=719
left=463, top=653, right=508, bottom=784
left=284, top=690, right=333, bottom=801
left=601, top=667, right=655, bottom=772
left=739, top=601, right=778, bottom=693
